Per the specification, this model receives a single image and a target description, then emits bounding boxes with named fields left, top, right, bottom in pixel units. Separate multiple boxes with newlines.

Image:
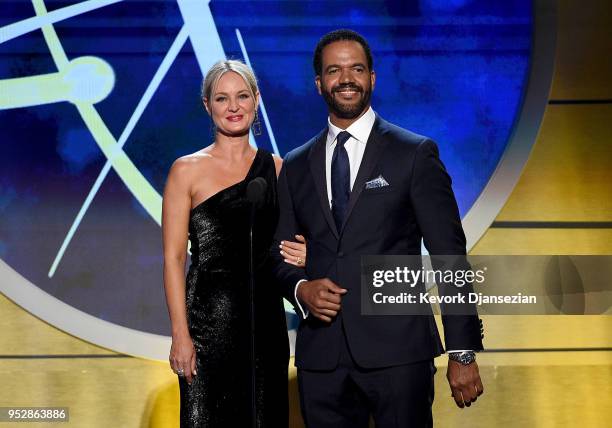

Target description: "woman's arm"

left=273, top=155, right=308, bottom=268
left=162, top=158, right=196, bottom=384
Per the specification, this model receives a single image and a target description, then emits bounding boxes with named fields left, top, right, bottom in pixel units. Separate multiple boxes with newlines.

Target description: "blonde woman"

left=162, top=59, right=305, bottom=427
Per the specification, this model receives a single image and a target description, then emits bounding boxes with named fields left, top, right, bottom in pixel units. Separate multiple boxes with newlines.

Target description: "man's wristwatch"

left=448, top=351, right=476, bottom=365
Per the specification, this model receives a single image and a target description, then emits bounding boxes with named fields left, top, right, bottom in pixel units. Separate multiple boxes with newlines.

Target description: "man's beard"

left=321, top=82, right=371, bottom=119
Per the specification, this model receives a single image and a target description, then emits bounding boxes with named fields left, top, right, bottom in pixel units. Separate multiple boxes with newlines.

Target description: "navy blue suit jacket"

left=271, top=115, right=484, bottom=370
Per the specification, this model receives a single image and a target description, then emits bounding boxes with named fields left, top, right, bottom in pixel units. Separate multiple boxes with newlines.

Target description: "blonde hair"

left=201, top=59, right=259, bottom=110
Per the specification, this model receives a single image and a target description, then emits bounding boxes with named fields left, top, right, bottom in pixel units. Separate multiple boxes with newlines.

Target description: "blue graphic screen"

left=0, top=0, right=532, bottom=335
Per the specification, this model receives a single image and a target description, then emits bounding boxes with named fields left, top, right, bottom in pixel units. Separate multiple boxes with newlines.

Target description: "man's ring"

left=296, top=257, right=304, bottom=266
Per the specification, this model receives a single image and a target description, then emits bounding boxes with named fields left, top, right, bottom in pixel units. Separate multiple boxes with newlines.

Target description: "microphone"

left=246, top=177, right=267, bottom=208
left=246, top=176, right=267, bottom=428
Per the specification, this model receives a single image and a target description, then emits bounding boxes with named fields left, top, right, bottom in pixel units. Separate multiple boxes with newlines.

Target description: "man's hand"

left=446, top=360, right=484, bottom=408
left=297, top=278, right=347, bottom=322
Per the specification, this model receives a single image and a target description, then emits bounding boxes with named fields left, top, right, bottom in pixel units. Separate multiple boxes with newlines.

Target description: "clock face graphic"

left=0, top=0, right=551, bottom=359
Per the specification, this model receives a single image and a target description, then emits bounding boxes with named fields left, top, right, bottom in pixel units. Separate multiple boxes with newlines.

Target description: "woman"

left=162, top=59, right=305, bottom=427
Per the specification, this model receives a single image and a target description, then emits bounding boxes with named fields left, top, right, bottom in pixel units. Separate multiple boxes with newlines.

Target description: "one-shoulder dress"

left=179, top=149, right=288, bottom=427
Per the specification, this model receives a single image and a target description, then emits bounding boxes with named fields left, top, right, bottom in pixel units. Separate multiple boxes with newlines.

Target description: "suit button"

left=337, top=251, right=344, bottom=257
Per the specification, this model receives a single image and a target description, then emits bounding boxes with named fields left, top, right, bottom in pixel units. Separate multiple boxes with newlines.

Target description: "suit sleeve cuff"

left=447, top=350, right=474, bottom=353
left=295, top=279, right=309, bottom=319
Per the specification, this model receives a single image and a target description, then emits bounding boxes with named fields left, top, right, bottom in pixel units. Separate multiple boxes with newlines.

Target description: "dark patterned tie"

left=331, top=131, right=352, bottom=231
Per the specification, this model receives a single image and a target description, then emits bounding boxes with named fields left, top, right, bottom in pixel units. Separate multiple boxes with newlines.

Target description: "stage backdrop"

left=0, top=0, right=547, bottom=359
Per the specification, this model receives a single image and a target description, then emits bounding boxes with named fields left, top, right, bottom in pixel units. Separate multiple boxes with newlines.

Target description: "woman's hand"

left=280, top=234, right=307, bottom=268
left=169, top=333, right=197, bottom=385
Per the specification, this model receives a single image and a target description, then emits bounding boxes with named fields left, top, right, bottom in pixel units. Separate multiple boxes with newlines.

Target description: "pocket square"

left=365, top=175, right=389, bottom=189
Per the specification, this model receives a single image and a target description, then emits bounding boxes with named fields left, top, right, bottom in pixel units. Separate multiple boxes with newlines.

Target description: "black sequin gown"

left=180, top=149, right=289, bottom=427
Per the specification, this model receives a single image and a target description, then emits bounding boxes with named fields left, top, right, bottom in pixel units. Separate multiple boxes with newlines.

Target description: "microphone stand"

left=246, top=177, right=266, bottom=428
left=249, top=202, right=257, bottom=428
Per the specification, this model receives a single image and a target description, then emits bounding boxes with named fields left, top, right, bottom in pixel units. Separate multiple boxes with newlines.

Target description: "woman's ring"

left=177, top=368, right=185, bottom=376
left=296, top=257, right=304, bottom=266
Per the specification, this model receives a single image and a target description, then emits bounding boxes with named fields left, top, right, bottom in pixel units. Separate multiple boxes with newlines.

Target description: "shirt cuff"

left=294, top=279, right=309, bottom=319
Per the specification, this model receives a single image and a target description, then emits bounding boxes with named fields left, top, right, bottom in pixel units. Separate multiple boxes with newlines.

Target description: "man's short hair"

left=313, top=29, right=373, bottom=76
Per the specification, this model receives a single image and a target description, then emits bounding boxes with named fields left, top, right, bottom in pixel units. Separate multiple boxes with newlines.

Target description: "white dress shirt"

left=325, top=107, right=377, bottom=206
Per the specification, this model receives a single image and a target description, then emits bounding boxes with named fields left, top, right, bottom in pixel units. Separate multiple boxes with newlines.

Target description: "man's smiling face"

left=316, top=40, right=376, bottom=122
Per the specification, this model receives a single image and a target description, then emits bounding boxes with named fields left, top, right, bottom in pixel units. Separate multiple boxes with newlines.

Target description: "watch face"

left=0, top=1, right=540, bottom=359
left=460, top=354, right=475, bottom=365
left=450, top=352, right=474, bottom=365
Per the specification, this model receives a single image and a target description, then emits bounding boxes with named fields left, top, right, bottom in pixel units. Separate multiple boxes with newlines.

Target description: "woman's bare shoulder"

left=170, top=149, right=215, bottom=178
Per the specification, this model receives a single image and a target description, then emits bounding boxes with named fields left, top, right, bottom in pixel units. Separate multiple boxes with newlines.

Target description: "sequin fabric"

left=180, top=150, right=289, bottom=427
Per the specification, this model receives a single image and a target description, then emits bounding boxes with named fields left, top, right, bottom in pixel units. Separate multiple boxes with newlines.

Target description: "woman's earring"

left=252, top=110, right=262, bottom=136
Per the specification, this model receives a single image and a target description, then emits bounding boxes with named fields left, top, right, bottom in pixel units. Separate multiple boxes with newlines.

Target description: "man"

left=272, top=29, right=484, bottom=427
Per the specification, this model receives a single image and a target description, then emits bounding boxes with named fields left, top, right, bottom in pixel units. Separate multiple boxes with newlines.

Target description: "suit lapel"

left=308, top=128, right=339, bottom=239
left=341, top=116, right=387, bottom=234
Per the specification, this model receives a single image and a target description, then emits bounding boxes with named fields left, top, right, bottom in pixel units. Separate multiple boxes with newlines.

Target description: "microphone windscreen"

left=246, top=177, right=267, bottom=207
